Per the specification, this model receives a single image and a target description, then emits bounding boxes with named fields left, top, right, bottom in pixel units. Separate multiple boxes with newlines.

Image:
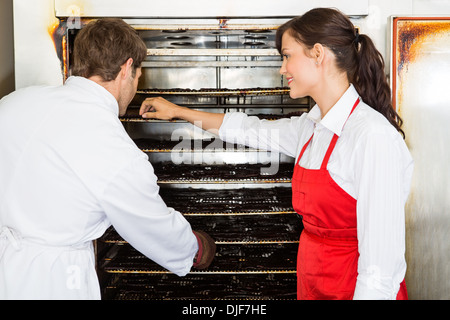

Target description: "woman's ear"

left=312, top=43, right=325, bottom=65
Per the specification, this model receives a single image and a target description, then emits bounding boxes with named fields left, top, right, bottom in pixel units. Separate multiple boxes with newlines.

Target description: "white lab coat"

left=0, top=76, right=198, bottom=300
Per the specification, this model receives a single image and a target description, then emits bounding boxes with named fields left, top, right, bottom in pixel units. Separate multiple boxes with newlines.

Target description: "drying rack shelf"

left=103, top=272, right=296, bottom=300
left=153, top=163, right=294, bottom=184
left=136, top=87, right=290, bottom=96
left=101, top=243, right=298, bottom=274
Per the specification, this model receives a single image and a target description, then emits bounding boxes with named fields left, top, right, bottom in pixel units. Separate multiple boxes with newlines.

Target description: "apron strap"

left=320, top=98, right=361, bottom=169
left=295, top=133, right=314, bottom=166
left=296, top=97, right=361, bottom=169
left=320, top=134, right=339, bottom=169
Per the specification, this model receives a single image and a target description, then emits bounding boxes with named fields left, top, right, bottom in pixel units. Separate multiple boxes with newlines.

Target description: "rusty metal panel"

left=390, top=17, right=450, bottom=300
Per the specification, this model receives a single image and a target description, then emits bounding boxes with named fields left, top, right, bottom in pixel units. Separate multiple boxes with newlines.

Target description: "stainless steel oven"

left=101, top=18, right=307, bottom=300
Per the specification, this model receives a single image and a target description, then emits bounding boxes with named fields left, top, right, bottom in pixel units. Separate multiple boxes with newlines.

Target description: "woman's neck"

left=311, top=76, right=350, bottom=119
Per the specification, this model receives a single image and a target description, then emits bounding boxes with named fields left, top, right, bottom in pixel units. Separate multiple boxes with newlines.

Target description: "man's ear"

left=121, top=58, right=134, bottom=79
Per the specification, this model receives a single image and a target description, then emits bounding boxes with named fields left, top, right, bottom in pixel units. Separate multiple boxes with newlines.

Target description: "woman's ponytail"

left=354, top=34, right=405, bottom=138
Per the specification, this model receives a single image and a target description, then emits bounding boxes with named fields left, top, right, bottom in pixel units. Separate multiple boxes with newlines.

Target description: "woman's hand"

left=139, top=97, right=182, bottom=120
left=140, top=96, right=225, bottom=133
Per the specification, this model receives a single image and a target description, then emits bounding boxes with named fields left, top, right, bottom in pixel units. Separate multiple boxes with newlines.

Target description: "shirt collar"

left=64, top=76, right=119, bottom=116
left=306, top=84, right=360, bottom=136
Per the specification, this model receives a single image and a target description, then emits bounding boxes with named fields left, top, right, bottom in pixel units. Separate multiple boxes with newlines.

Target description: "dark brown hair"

left=72, top=18, right=147, bottom=81
left=276, top=8, right=404, bottom=138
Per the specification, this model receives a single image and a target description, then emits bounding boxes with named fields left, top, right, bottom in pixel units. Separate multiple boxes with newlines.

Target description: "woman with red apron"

left=292, top=98, right=408, bottom=300
left=274, top=9, right=412, bottom=299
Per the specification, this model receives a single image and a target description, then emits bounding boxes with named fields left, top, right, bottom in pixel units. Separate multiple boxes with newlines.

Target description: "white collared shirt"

left=219, top=84, right=414, bottom=300
left=0, top=76, right=198, bottom=299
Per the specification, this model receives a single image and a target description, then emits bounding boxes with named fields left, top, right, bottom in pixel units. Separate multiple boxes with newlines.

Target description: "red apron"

left=292, top=98, right=408, bottom=300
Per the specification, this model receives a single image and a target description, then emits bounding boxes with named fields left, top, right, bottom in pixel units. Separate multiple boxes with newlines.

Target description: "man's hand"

left=192, top=230, right=216, bottom=270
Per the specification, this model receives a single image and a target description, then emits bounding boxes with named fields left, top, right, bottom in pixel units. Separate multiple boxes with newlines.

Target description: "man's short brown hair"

left=71, top=18, right=147, bottom=81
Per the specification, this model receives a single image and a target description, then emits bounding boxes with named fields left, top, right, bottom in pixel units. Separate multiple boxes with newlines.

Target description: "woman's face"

left=279, top=31, right=319, bottom=99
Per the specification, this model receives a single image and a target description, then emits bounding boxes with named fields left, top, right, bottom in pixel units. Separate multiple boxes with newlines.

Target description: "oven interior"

left=62, top=18, right=310, bottom=300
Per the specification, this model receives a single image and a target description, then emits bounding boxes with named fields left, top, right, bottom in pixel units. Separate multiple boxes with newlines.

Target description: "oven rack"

left=157, top=178, right=292, bottom=184
left=181, top=211, right=295, bottom=216
left=102, top=235, right=300, bottom=246
left=120, top=111, right=305, bottom=123
left=141, top=60, right=282, bottom=68
left=102, top=273, right=296, bottom=300
left=135, top=135, right=296, bottom=174
left=136, top=87, right=290, bottom=96
left=102, top=213, right=301, bottom=245
left=101, top=243, right=297, bottom=275
left=121, top=116, right=293, bottom=123
left=133, top=138, right=254, bottom=152
left=146, top=48, right=280, bottom=57
left=104, top=239, right=299, bottom=245
left=158, top=186, right=295, bottom=214
left=105, top=270, right=297, bottom=275
left=120, top=117, right=295, bottom=123
left=153, top=163, right=293, bottom=183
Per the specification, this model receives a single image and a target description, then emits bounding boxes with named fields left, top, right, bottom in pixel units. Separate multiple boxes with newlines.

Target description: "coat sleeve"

left=218, top=112, right=305, bottom=158
left=99, top=153, right=198, bottom=276
left=353, top=129, right=413, bottom=299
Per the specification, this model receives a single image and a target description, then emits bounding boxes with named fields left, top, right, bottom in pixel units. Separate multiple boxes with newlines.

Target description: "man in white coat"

left=0, top=18, right=215, bottom=299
